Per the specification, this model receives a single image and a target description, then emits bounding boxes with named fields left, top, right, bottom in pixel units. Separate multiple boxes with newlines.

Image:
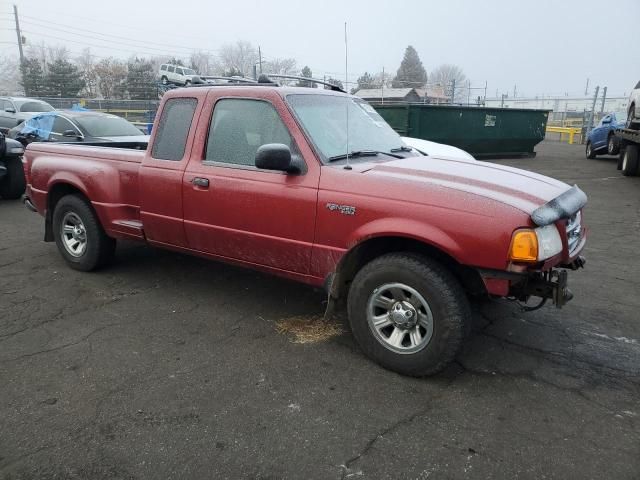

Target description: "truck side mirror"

left=4, top=107, right=16, bottom=114
left=255, top=143, right=298, bottom=173
left=63, top=129, right=79, bottom=138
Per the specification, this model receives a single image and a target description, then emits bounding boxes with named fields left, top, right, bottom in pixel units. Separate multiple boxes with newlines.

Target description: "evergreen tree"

left=20, top=58, right=46, bottom=97
left=392, top=46, right=427, bottom=89
left=45, top=58, right=85, bottom=97
left=354, top=72, right=377, bottom=93
left=127, top=57, right=156, bottom=100
left=296, top=66, right=313, bottom=87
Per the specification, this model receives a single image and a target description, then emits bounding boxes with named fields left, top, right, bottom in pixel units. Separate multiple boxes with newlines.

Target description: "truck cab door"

left=182, top=94, right=320, bottom=275
left=139, top=95, right=203, bottom=247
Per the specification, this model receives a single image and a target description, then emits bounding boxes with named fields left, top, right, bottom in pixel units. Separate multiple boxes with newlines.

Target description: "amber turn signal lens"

left=509, top=229, right=538, bottom=262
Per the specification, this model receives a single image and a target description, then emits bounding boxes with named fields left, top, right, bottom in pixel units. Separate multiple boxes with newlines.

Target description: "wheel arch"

left=328, top=235, right=486, bottom=302
left=44, top=182, right=90, bottom=242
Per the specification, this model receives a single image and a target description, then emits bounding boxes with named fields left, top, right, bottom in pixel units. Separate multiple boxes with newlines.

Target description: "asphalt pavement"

left=1, top=140, right=639, bottom=479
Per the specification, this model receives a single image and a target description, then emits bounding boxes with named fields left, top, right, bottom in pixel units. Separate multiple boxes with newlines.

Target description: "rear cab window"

left=151, top=98, right=198, bottom=161
left=168, top=65, right=175, bottom=73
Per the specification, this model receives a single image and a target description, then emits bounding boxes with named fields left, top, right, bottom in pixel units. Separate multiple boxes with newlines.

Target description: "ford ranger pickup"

left=22, top=83, right=587, bottom=376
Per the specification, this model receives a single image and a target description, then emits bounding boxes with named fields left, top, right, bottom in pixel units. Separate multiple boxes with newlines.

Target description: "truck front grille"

left=566, top=211, right=582, bottom=254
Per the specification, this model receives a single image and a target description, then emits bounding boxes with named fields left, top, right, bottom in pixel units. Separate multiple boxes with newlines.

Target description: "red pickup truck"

left=22, top=83, right=587, bottom=376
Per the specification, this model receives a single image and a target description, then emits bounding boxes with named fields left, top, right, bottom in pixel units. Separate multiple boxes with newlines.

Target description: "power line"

left=19, top=15, right=219, bottom=54
left=19, top=22, right=194, bottom=57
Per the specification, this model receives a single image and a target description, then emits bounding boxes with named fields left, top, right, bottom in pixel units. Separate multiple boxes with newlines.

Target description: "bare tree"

left=219, top=41, right=258, bottom=77
left=189, top=50, right=220, bottom=76
left=0, top=55, right=21, bottom=95
left=94, top=57, right=128, bottom=99
left=429, top=64, right=467, bottom=102
left=76, top=48, right=98, bottom=98
left=264, top=57, right=297, bottom=76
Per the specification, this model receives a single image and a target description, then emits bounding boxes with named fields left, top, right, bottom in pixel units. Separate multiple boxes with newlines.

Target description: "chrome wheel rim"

left=623, top=151, right=628, bottom=170
left=586, top=143, right=591, bottom=157
left=608, top=138, right=614, bottom=154
left=60, top=212, right=87, bottom=258
left=366, top=283, right=434, bottom=354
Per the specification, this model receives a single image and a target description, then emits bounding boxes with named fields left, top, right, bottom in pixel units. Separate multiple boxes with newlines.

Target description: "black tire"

left=184, top=80, right=191, bottom=87
left=161, top=76, right=168, bottom=85
left=52, top=194, right=116, bottom=271
left=617, top=148, right=624, bottom=170
left=607, top=134, right=620, bottom=156
left=585, top=141, right=596, bottom=159
left=627, top=105, right=636, bottom=129
left=621, top=144, right=640, bottom=177
left=347, top=253, right=470, bottom=377
left=0, top=156, right=26, bottom=199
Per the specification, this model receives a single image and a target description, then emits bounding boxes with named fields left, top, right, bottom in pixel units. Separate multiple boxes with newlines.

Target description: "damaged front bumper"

left=479, top=255, right=586, bottom=309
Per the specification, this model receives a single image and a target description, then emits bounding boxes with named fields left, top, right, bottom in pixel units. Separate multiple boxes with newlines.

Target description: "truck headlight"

left=509, top=225, right=563, bottom=263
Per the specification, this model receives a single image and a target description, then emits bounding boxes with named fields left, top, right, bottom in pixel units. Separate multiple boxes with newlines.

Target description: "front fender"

left=346, top=217, right=464, bottom=262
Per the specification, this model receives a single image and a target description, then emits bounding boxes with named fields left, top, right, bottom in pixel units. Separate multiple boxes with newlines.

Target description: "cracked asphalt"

left=1, top=141, right=639, bottom=479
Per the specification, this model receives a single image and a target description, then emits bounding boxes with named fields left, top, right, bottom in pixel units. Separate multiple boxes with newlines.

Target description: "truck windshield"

left=286, top=94, right=414, bottom=163
left=183, top=68, right=195, bottom=75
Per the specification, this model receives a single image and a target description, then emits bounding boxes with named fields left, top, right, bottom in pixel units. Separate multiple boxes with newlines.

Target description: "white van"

left=159, top=64, right=198, bottom=86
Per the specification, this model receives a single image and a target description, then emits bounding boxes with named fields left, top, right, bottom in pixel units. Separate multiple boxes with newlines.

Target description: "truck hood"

left=359, top=155, right=571, bottom=215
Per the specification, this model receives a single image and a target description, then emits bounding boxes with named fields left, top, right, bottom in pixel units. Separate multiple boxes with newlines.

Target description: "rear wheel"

left=607, top=134, right=620, bottom=156
left=621, top=144, right=640, bottom=177
left=52, top=194, right=116, bottom=271
left=161, top=75, right=168, bottom=85
left=585, top=141, right=596, bottom=159
left=627, top=105, right=636, bottom=129
left=184, top=80, right=191, bottom=87
left=347, top=253, right=470, bottom=377
left=0, top=156, right=26, bottom=199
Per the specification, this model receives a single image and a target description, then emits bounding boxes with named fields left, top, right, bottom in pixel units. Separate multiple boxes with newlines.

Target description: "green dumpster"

left=372, top=104, right=550, bottom=157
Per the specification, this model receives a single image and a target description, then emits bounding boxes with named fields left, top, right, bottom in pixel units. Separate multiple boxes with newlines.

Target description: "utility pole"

left=513, top=84, right=517, bottom=98
left=13, top=4, right=25, bottom=65
left=586, top=86, right=599, bottom=137
left=381, top=67, right=385, bottom=104
left=599, top=86, right=607, bottom=114
left=584, top=78, right=589, bottom=96
left=258, top=46, right=262, bottom=74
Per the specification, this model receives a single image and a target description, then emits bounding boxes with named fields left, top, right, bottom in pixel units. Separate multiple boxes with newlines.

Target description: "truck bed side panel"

left=26, top=145, right=144, bottom=240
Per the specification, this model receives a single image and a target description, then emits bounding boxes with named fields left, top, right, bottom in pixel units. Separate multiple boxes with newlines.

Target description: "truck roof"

left=163, top=84, right=350, bottom=100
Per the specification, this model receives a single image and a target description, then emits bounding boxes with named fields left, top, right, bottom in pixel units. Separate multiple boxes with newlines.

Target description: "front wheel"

left=586, top=141, right=596, bottom=159
left=607, top=134, right=620, bottom=156
left=627, top=105, right=636, bottom=129
left=52, top=195, right=116, bottom=271
left=347, top=253, right=470, bottom=377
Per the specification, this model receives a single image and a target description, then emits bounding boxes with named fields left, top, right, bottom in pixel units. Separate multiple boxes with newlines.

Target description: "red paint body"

left=23, top=86, right=586, bottom=295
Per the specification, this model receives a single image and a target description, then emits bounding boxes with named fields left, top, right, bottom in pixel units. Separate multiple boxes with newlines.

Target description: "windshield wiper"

left=327, top=150, right=403, bottom=162
left=390, top=146, right=413, bottom=153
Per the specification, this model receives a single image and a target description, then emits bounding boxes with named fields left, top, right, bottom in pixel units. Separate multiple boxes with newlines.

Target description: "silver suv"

left=0, top=97, right=55, bottom=131
left=158, top=64, right=197, bottom=86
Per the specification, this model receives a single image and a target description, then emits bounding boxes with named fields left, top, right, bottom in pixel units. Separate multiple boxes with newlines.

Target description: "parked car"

left=0, top=97, right=54, bottom=131
left=0, top=131, right=26, bottom=199
left=8, top=110, right=149, bottom=147
left=159, top=64, right=198, bottom=86
left=23, top=85, right=587, bottom=377
left=627, top=80, right=640, bottom=127
left=586, top=112, right=627, bottom=158
left=401, top=136, right=475, bottom=161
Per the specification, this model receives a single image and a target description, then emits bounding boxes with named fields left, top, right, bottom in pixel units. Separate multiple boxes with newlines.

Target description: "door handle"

left=192, top=177, right=209, bottom=188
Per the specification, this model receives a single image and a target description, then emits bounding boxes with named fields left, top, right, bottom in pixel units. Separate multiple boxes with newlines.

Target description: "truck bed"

left=614, top=128, right=640, bottom=144
left=24, top=143, right=145, bottom=241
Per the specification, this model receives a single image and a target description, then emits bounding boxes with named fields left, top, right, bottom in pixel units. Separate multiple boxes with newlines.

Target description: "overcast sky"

left=1, top=0, right=639, bottom=97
